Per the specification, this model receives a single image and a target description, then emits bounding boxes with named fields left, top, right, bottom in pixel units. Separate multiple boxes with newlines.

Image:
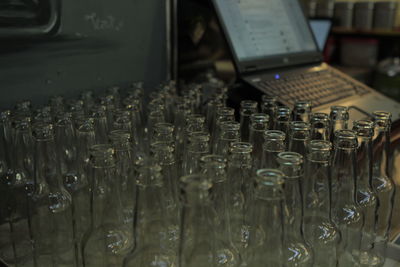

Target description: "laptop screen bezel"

left=211, top=0, right=323, bottom=73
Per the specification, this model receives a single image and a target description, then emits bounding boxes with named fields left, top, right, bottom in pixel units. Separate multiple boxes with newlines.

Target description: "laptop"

left=309, top=18, right=332, bottom=51
left=212, top=0, right=400, bottom=122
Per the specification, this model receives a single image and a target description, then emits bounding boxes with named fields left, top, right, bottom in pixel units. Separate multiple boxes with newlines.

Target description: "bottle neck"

left=357, top=136, right=373, bottom=188
left=331, top=146, right=357, bottom=210
left=283, top=177, right=304, bottom=240
left=373, top=127, right=390, bottom=177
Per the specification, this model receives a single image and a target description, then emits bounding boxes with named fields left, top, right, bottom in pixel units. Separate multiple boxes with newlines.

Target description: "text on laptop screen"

left=214, top=0, right=318, bottom=62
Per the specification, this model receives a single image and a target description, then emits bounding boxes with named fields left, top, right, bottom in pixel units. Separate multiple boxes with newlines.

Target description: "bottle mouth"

left=353, top=120, right=374, bottom=137
left=180, top=174, right=212, bottom=192
left=334, top=130, right=358, bottom=148
left=33, top=122, right=54, bottom=140
left=290, top=121, right=310, bottom=131
left=264, top=130, right=286, bottom=140
left=277, top=152, right=303, bottom=166
left=255, top=169, right=285, bottom=187
left=230, top=142, right=253, bottom=154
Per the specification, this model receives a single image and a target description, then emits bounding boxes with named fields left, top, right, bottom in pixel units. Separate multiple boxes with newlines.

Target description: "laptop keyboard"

left=256, top=69, right=370, bottom=107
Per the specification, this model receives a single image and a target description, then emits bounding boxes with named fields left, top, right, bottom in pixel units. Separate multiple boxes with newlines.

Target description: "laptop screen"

left=309, top=19, right=332, bottom=51
left=214, top=0, right=319, bottom=65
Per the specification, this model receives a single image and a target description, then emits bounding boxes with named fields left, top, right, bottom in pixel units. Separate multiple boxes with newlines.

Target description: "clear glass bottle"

left=179, top=174, right=241, bottom=267
left=122, top=164, right=177, bottom=267
left=55, top=113, right=91, bottom=267
left=249, top=113, right=269, bottom=170
left=293, top=100, right=312, bottom=122
left=261, top=130, right=286, bottom=169
left=206, top=99, right=224, bottom=132
left=240, top=100, right=258, bottom=142
left=150, top=142, right=180, bottom=249
left=274, top=106, right=292, bottom=136
left=353, top=120, right=379, bottom=266
left=30, top=122, right=76, bottom=266
left=310, top=112, right=330, bottom=141
left=303, top=141, right=340, bottom=267
left=153, top=122, right=175, bottom=146
left=211, top=107, right=235, bottom=150
left=261, top=95, right=278, bottom=129
left=371, top=111, right=395, bottom=266
left=277, top=152, right=314, bottom=266
left=90, top=105, right=109, bottom=144
left=246, top=169, right=285, bottom=266
left=330, top=106, right=349, bottom=140
left=182, top=131, right=210, bottom=175
left=331, top=130, right=363, bottom=267
left=226, top=142, right=255, bottom=256
left=288, top=121, right=311, bottom=157
left=214, top=121, right=241, bottom=156
left=1, top=117, right=35, bottom=266
left=109, top=130, right=136, bottom=228
left=81, top=145, right=133, bottom=266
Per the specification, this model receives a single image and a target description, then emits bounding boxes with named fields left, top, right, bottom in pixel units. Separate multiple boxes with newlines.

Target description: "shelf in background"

left=332, top=27, right=400, bottom=37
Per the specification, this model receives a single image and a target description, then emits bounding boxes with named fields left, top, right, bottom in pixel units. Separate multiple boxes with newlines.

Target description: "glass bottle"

left=277, top=152, right=314, bottom=266
left=182, top=131, right=210, bottom=175
left=150, top=142, right=180, bottom=249
left=200, top=155, right=233, bottom=245
left=246, top=169, right=285, bottom=266
left=274, top=106, right=292, bottom=136
left=211, top=107, right=235, bottom=150
left=331, top=130, right=363, bottom=267
left=330, top=106, right=349, bottom=140
left=371, top=111, right=395, bottom=266
left=293, top=100, right=312, bottom=122
left=303, top=141, right=340, bottom=267
left=206, top=99, right=224, bottom=132
left=30, top=122, right=76, bottom=266
left=109, top=130, right=136, bottom=228
left=239, top=100, right=258, bottom=142
left=122, top=164, right=177, bottom=267
left=1, top=118, right=35, bottom=266
left=353, top=120, right=379, bottom=266
left=288, top=121, right=311, bottom=157
left=90, top=105, right=109, bottom=144
left=261, top=130, right=286, bottom=169
left=261, top=95, right=278, bottom=129
left=146, top=110, right=166, bottom=154
left=310, top=112, right=330, bottom=141
left=226, top=142, right=255, bottom=256
left=55, top=113, right=91, bottom=267
left=249, top=113, right=269, bottom=170
left=81, top=145, right=133, bottom=267
left=214, top=121, right=241, bottom=157
left=153, top=122, right=175, bottom=146
left=179, top=174, right=241, bottom=267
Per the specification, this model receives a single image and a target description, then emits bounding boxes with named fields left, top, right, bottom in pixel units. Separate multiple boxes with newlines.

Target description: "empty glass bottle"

left=227, top=142, right=264, bottom=262
left=81, top=145, right=133, bottom=267
left=211, top=107, right=235, bottom=150
left=122, top=164, right=177, bottom=267
left=261, top=95, right=278, bottom=129
left=353, top=120, right=379, bottom=266
left=182, top=131, right=210, bottom=175
left=371, top=111, right=395, bottom=266
left=293, top=100, right=312, bottom=122
left=30, top=122, right=76, bottom=266
left=274, top=106, right=292, bottom=138
left=288, top=121, right=311, bottom=157
left=261, top=130, right=286, bottom=169
left=179, top=174, right=241, bottom=267
left=331, top=130, right=363, bottom=267
left=239, top=100, right=258, bottom=142
left=246, top=169, right=285, bottom=267
left=90, top=105, right=109, bottom=144
left=109, top=130, right=136, bottom=227
left=277, top=152, right=314, bottom=266
left=330, top=106, right=349, bottom=140
left=303, top=140, right=340, bottom=267
left=1, top=117, right=35, bottom=266
left=249, top=113, right=269, bottom=170
left=310, top=112, right=330, bottom=141
left=56, top=113, right=91, bottom=267
left=214, top=121, right=241, bottom=157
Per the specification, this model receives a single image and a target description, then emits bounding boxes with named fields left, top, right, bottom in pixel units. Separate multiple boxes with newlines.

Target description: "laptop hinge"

left=245, top=66, right=258, bottom=72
